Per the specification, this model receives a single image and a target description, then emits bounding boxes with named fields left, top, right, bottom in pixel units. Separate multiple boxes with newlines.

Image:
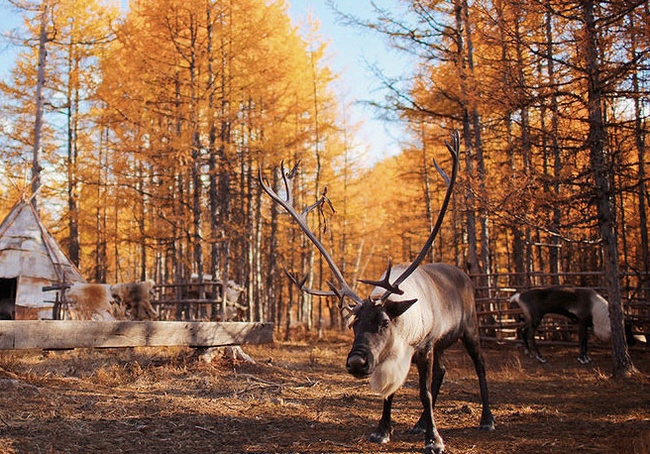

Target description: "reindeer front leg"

left=416, top=349, right=445, bottom=454
left=369, top=394, right=393, bottom=443
left=410, top=351, right=446, bottom=435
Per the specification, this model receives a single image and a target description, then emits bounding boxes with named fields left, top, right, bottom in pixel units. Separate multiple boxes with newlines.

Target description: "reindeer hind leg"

left=461, top=333, right=495, bottom=431
left=577, top=320, right=591, bottom=364
left=525, top=317, right=546, bottom=363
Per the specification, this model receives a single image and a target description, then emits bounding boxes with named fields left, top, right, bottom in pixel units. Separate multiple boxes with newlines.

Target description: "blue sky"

left=0, top=2, right=21, bottom=74
left=0, top=0, right=413, bottom=164
left=287, top=0, right=413, bottom=163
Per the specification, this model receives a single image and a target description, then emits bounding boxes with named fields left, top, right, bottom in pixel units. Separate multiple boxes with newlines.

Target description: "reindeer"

left=259, top=132, right=494, bottom=454
left=510, top=286, right=636, bottom=364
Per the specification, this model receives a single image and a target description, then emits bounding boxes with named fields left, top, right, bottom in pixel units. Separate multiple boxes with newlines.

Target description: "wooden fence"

left=33, top=271, right=647, bottom=350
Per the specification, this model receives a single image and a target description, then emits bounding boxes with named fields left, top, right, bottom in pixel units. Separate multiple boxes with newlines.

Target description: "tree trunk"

left=544, top=3, right=562, bottom=284
left=94, top=127, right=108, bottom=283
left=629, top=13, right=650, bottom=289
left=206, top=2, right=220, bottom=317
left=453, top=0, right=480, bottom=276
left=189, top=18, right=204, bottom=285
left=582, top=0, right=637, bottom=378
left=310, top=47, right=322, bottom=336
left=265, top=168, right=280, bottom=324
left=31, top=3, right=49, bottom=214
left=461, top=0, right=490, bottom=287
left=65, top=41, right=80, bottom=266
left=137, top=162, right=147, bottom=282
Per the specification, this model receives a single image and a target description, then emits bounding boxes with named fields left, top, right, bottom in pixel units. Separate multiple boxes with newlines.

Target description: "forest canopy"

left=0, top=0, right=648, bottom=344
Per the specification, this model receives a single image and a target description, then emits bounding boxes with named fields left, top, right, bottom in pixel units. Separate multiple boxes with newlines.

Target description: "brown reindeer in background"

left=259, top=132, right=494, bottom=454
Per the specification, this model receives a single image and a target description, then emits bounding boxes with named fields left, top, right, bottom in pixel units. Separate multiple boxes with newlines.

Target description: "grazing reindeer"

left=510, top=286, right=633, bottom=364
left=259, top=132, right=495, bottom=454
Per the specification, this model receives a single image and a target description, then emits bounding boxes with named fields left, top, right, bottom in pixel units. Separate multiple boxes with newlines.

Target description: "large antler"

left=258, top=161, right=364, bottom=316
left=360, top=130, right=460, bottom=302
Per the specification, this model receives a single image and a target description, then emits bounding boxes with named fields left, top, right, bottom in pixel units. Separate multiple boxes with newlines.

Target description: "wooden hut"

left=0, top=200, right=85, bottom=319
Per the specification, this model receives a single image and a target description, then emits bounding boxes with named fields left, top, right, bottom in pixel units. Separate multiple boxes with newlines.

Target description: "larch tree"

left=0, top=1, right=54, bottom=211
left=2, top=0, right=118, bottom=270
left=46, top=0, right=117, bottom=267
left=94, top=0, right=352, bottom=324
left=30, top=1, right=48, bottom=214
left=579, top=0, right=638, bottom=378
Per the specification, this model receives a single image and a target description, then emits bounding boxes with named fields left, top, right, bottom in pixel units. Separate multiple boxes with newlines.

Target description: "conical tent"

left=0, top=199, right=85, bottom=319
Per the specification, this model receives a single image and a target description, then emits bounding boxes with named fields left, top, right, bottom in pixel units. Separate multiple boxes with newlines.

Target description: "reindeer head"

left=259, top=131, right=460, bottom=383
left=345, top=295, right=418, bottom=379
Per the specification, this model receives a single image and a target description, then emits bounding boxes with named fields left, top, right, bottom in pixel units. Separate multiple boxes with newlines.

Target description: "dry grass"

left=0, top=332, right=649, bottom=454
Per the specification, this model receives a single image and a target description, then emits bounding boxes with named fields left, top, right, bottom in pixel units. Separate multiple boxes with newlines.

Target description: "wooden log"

left=0, top=321, right=273, bottom=350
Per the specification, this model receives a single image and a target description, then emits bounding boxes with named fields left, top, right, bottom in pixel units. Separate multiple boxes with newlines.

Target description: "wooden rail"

left=0, top=321, right=274, bottom=350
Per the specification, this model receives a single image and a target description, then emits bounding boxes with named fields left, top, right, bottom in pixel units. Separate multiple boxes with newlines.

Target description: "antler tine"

left=281, top=264, right=357, bottom=317
left=281, top=263, right=308, bottom=289
left=378, top=130, right=461, bottom=301
left=279, top=160, right=299, bottom=206
left=358, top=259, right=404, bottom=296
left=259, top=162, right=364, bottom=312
left=282, top=263, right=337, bottom=298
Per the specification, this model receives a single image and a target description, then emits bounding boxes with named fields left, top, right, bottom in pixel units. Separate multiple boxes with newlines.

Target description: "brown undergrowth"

left=0, top=331, right=648, bottom=454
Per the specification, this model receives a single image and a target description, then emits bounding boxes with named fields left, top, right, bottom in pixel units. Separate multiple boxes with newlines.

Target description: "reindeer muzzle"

left=346, top=350, right=372, bottom=378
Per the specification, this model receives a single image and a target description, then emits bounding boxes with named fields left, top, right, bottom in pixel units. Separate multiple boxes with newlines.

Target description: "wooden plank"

left=0, top=321, right=274, bottom=350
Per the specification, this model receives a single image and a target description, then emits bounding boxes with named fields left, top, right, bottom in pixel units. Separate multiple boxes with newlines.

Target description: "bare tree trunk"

left=333, top=117, right=353, bottom=330
left=94, top=126, right=108, bottom=283
left=137, top=161, right=147, bottom=282
left=309, top=47, right=322, bottom=337
left=206, top=2, right=220, bottom=317
left=493, top=0, right=528, bottom=288
left=453, top=0, right=479, bottom=276
left=218, top=140, right=231, bottom=315
left=629, top=13, right=650, bottom=288
left=189, top=17, right=204, bottom=285
left=461, top=0, right=490, bottom=285
left=265, top=168, right=280, bottom=324
left=65, top=40, right=80, bottom=266
left=253, top=170, right=264, bottom=322
left=31, top=3, right=49, bottom=214
left=544, top=2, right=562, bottom=284
left=418, top=119, right=436, bottom=263
left=581, top=0, right=637, bottom=378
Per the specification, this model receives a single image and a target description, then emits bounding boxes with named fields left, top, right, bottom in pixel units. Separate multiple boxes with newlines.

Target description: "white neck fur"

left=369, top=337, right=414, bottom=398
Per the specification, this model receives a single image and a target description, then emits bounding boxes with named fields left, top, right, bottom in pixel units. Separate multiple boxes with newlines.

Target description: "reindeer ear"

left=384, top=298, right=418, bottom=320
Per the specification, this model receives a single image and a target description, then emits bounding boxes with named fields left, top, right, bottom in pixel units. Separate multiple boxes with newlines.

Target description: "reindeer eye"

left=380, top=318, right=390, bottom=330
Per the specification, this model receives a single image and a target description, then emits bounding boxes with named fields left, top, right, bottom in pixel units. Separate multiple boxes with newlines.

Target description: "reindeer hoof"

left=578, top=355, right=592, bottom=364
left=479, top=422, right=495, bottom=431
left=369, top=429, right=391, bottom=444
left=424, top=441, right=445, bottom=454
left=535, top=355, right=547, bottom=363
left=479, top=417, right=495, bottom=431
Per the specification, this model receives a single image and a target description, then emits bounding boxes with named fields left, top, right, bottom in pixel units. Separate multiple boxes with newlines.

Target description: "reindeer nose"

left=346, top=353, right=370, bottom=377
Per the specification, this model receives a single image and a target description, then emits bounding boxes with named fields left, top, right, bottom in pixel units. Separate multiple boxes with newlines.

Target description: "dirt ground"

left=0, top=331, right=649, bottom=454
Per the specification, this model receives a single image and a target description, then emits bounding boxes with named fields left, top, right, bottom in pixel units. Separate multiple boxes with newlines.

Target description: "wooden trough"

left=0, top=320, right=274, bottom=350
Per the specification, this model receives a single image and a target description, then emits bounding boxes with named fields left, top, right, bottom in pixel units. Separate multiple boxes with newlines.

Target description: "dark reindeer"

left=510, top=286, right=634, bottom=364
left=259, top=132, right=494, bottom=454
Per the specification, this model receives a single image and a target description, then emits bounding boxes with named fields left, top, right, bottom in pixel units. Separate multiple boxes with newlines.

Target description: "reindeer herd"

left=260, top=131, right=639, bottom=454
